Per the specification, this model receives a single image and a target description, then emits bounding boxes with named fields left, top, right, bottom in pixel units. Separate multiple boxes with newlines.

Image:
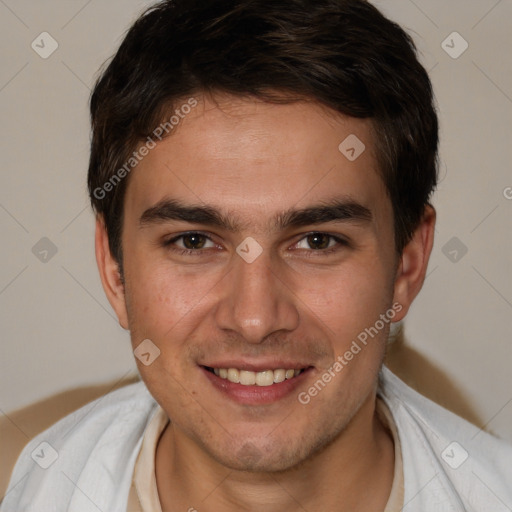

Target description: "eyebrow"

left=139, top=197, right=372, bottom=232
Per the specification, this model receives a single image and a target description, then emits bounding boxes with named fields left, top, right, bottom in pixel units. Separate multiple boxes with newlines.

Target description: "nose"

left=214, top=245, right=300, bottom=344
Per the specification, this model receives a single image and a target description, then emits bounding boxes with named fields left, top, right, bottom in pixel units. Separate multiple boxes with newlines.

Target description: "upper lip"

left=201, top=360, right=312, bottom=372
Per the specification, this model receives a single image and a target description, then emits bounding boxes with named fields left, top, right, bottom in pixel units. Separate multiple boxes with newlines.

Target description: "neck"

left=155, top=392, right=394, bottom=512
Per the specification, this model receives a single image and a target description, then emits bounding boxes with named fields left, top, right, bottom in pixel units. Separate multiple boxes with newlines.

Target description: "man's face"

left=116, top=94, right=405, bottom=472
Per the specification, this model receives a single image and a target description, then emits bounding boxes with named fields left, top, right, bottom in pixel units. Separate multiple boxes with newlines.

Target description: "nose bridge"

left=214, top=245, right=299, bottom=343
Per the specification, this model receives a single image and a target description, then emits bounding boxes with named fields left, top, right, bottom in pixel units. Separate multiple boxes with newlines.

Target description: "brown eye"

left=293, top=233, right=349, bottom=256
left=306, top=233, right=331, bottom=250
left=181, top=233, right=208, bottom=250
left=163, top=232, right=216, bottom=254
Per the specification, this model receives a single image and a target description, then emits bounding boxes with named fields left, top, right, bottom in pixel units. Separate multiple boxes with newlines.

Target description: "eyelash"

left=162, top=231, right=349, bottom=257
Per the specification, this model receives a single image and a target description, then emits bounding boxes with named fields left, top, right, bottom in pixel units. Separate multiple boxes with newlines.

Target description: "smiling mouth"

left=204, top=366, right=306, bottom=386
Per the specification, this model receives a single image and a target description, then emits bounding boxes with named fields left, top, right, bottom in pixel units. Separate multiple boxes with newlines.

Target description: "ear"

left=392, top=205, right=436, bottom=322
left=95, top=216, right=129, bottom=330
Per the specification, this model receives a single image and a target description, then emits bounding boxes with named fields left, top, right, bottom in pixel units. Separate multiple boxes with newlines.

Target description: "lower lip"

left=201, top=367, right=312, bottom=405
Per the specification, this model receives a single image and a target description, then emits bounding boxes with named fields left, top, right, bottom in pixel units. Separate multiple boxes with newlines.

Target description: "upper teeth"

left=213, top=368, right=302, bottom=386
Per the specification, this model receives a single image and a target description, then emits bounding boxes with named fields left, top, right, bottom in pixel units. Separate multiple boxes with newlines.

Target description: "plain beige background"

left=0, top=0, right=511, bottom=444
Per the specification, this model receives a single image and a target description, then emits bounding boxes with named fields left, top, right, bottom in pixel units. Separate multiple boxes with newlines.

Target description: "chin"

left=205, top=428, right=338, bottom=474
left=220, top=443, right=301, bottom=473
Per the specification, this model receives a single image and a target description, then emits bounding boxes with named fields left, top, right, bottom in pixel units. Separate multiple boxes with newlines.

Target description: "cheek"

left=125, top=253, right=216, bottom=335
left=294, top=256, right=394, bottom=340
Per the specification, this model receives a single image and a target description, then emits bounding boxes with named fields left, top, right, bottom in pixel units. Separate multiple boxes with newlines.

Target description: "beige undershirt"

left=128, top=398, right=404, bottom=512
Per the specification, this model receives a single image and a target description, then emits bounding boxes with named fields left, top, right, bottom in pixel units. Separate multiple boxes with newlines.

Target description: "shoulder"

left=379, top=366, right=512, bottom=510
left=0, top=377, right=156, bottom=509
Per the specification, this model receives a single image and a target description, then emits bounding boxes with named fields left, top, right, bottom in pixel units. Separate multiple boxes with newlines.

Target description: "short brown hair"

left=88, top=0, right=438, bottom=270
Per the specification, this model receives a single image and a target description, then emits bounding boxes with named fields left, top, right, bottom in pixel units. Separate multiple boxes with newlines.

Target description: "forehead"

left=124, top=94, right=389, bottom=228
